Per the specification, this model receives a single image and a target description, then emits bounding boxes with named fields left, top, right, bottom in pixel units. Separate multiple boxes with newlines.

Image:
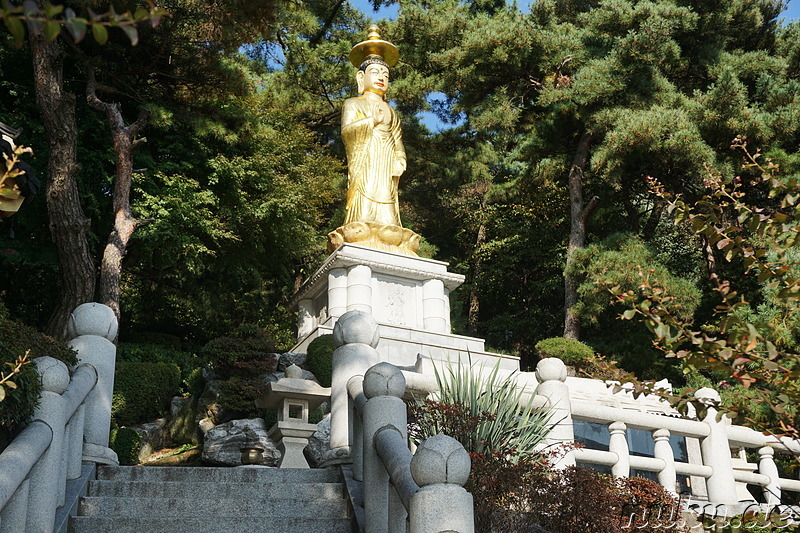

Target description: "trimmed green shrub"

left=110, top=427, right=142, bottom=466
left=117, top=342, right=198, bottom=376
left=218, top=376, right=268, bottom=418
left=306, top=334, right=334, bottom=387
left=113, top=362, right=181, bottom=426
left=535, top=337, right=595, bottom=368
left=201, top=333, right=277, bottom=379
left=0, top=310, right=78, bottom=433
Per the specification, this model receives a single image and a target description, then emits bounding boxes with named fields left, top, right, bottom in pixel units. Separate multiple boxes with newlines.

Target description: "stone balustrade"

left=332, top=310, right=474, bottom=533
left=535, top=356, right=800, bottom=515
left=0, top=303, right=118, bottom=533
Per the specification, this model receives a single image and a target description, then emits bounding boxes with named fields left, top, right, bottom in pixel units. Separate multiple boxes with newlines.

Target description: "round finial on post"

left=535, top=357, right=567, bottom=383
left=34, top=356, right=70, bottom=394
left=67, top=303, right=118, bottom=341
left=363, top=362, right=405, bottom=399
left=410, top=434, right=471, bottom=487
left=333, top=310, right=380, bottom=348
left=285, top=364, right=303, bottom=379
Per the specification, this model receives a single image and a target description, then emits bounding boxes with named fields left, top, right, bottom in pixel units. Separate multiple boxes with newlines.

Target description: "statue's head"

left=350, top=25, right=398, bottom=99
left=357, top=57, right=390, bottom=97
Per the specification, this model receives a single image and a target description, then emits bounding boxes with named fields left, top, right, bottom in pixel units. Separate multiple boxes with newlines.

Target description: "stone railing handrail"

left=0, top=421, right=52, bottom=510
left=373, top=426, right=419, bottom=510
left=0, top=303, right=118, bottom=533
left=536, top=356, right=800, bottom=510
left=331, top=311, right=474, bottom=533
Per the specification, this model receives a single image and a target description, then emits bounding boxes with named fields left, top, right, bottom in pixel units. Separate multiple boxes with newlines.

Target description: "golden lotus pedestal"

left=327, top=222, right=420, bottom=257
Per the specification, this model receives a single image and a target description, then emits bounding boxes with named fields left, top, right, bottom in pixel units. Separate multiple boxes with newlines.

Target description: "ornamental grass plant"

left=409, top=358, right=553, bottom=458
left=409, top=359, right=686, bottom=532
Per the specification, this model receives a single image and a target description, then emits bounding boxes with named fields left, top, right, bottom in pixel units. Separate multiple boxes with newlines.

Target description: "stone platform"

left=290, top=243, right=519, bottom=372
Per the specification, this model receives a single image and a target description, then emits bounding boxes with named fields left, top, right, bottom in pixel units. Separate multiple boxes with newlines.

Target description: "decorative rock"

left=278, top=352, right=307, bottom=371
left=305, top=415, right=331, bottom=468
left=196, top=379, right=228, bottom=426
left=411, top=434, right=471, bottom=487
left=33, top=356, right=70, bottom=394
left=202, top=418, right=281, bottom=467
left=260, top=370, right=320, bottom=385
left=363, top=362, right=405, bottom=399
left=332, top=310, right=379, bottom=348
left=167, top=396, right=201, bottom=446
left=67, top=302, right=118, bottom=341
left=133, top=421, right=165, bottom=461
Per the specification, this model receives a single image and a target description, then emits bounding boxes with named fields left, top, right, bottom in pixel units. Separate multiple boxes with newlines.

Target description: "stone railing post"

left=758, top=446, right=781, bottom=505
left=653, top=428, right=677, bottom=494
left=67, top=303, right=118, bottom=465
left=362, top=363, right=407, bottom=533
left=609, top=421, right=630, bottom=478
left=535, top=357, right=575, bottom=466
left=25, top=357, right=69, bottom=533
left=326, top=311, right=380, bottom=467
left=695, top=387, right=738, bottom=504
left=410, top=434, right=474, bottom=533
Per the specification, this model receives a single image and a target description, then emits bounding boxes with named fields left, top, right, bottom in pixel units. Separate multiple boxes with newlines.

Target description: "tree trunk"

left=468, top=221, right=486, bottom=335
left=468, top=180, right=489, bottom=336
left=30, top=34, right=95, bottom=340
left=563, top=132, right=597, bottom=341
left=86, top=69, right=148, bottom=319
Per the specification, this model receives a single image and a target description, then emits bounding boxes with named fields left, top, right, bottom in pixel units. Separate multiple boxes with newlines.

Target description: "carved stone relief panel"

left=374, top=275, right=420, bottom=328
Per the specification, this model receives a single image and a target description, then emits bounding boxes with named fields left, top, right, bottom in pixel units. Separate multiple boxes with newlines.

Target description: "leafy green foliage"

left=534, top=337, right=595, bottom=367
left=217, top=376, right=267, bottom=418
left=0, top=307, right=77, bottom=431
left=0, top=1, right=168, bottom=48
left=109, top=427, right=142, bottom=466
left=112, top=362, right=181, bottom=426
left=607, top=141, right=800, bottom=435
left=200, top=332, right=277, bottom=380
left=117, top=342, right=198, bottom=377
left=306, top=334, right=334, bottom=387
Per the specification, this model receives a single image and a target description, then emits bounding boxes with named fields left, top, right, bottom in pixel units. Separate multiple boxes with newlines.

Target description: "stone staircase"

left=69, top=465, right=354, bottom=533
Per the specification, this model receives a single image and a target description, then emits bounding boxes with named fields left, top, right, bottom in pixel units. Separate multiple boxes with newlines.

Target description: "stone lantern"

left=255, top=364, right=331, bottom=468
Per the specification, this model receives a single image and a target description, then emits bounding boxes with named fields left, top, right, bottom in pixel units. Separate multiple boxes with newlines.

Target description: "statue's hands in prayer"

left=372, top=105, right=386, bottom=127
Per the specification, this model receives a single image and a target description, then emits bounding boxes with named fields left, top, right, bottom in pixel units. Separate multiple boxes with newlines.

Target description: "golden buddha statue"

left=327, top=25, right=420, bottom=256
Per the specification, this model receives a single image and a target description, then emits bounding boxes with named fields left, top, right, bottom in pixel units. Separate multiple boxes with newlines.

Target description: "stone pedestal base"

left=290, top=243, right=520, bottom=371
left=268, top=421, right=318, bottom=469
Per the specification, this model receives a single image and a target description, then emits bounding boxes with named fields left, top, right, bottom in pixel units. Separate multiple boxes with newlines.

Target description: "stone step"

left=69, top=516, right=354, bottom=533
left=87, top=480, right=345, bottom=500
left=79, top=496, right=350, bottom=518
left=96, top=465, right=342, bottom=484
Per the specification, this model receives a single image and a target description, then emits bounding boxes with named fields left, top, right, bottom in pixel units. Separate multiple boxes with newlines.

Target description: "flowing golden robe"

left=341, top=95, right=406, bottom=226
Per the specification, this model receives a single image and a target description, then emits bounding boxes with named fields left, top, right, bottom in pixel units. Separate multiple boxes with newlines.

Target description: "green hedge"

left=534, top=337, right=595, bottom=368
left=110, top=427, right=142, bottom=465
left=0, top=309, right=78, bottom=433
left=218, top=376, right=268, bottom=418
left=306, top=334, right=334, bottom=387
left=201, top=334, right=277, bottom=379
left=117, top=342, right=198, bottom=375
left=113, top=362, right=181, bottom=426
